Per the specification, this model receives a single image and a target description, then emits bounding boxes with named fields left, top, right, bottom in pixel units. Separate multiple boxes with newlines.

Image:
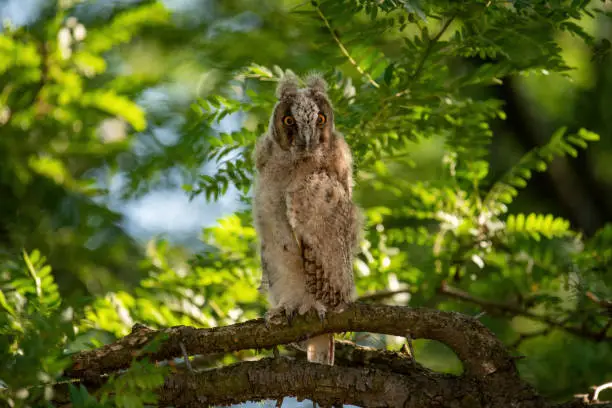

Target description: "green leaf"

left=384, top=63, right=396, bottom=86
left=0, top=289, right=16, bottom=318
left=81, top=91, right=146, bottom=131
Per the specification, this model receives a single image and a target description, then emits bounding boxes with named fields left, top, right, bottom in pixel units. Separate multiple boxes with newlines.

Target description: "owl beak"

left=300, top=128, right=314, bottom=151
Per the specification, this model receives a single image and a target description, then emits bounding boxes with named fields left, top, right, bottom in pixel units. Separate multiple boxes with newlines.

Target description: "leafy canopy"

left=1, top=0, right=612, bottom=407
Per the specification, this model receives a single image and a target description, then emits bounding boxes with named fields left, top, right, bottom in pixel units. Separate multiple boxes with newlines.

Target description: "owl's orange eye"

left=283, top=116, right=295, bottom=126
left=316, top=113, right=326, bottom=126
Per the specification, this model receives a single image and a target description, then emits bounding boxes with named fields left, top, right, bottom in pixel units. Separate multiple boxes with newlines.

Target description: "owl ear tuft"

left=305, top=72, right=328, bottom=94
left=276, top=73, right=299, bottom=99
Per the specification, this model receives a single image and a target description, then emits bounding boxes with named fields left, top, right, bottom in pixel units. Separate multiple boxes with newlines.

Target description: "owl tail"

left=306, top=334, right=334, bottom=365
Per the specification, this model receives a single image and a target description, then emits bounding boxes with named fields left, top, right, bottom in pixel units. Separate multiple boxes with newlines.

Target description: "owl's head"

left=269, top=73, right=334, bottom=157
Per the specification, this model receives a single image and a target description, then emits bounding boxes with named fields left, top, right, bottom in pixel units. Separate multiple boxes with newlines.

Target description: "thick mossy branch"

left=57, top=356, right=516, bottom=408
left=60, top=353, right=611, bottom=408
left=66, top=303, right=513, bottom=379
left=63, top=304, right=611, bottom=407
left=158, top=357, right=612, bottom=408
left=161, top=358, right=451, bottom=407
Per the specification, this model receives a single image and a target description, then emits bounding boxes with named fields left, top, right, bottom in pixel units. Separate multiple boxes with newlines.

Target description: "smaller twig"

left=362, top=15, right=457, bottom=135
left=359, top=288, right=411, bottom=302
left=315, top=6, right=380, bottom=88
left=594, top=382, right=612, bottom=401
left=510, top=328, right=551, bottom=349
left=438, top=282, right=612, bottom=342
left=411, top=15, right=455, bottom=79
left=600, top=319, right=612, bottom=339
left=473, top=311, right=487, bottom=320
left=573, top=393, right=591, bottom=403
left=179, top=342, right=194, bottom=373
left=392, top=15, right=456, bottom=100
left=586, top=291, right=612, bottom=310
left=439, top=281, right=533, bottom=317
left=290, top=0, right=310, bottom=10
left=405, top=334, right=416, bottom=360
left=172, top=353, right=225, bottom=370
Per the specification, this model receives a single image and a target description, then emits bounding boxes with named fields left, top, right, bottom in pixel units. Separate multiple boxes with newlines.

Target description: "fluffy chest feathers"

left=253, top=137, right=357, bottom=308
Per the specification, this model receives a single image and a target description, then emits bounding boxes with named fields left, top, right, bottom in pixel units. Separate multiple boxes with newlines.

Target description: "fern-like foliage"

left=0, top=251, right=74, bottom=407
left=505, top=213, right=572, bottom=241
left=484, top=127, right=599, bottom=215
left=3, top=0, right=612, bottom=405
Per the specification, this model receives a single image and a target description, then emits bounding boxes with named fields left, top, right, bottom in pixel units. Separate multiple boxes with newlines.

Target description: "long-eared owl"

left=252, top=72, right=361, bottom=365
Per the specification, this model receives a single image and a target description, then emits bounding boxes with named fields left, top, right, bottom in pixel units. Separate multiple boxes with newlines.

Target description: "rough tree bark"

left=61, top=303, right=611, bottom=408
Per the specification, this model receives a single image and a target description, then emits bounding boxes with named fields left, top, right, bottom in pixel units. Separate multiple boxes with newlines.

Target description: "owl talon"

left=286, top=309, right=296, bottom=326
left=272, top=345, right=281, bottom=359
left=265, top=308, right=292, bottom=329
left=317, top=310, right=326, bottom=325
left=265, top=310, right=280, bottom=329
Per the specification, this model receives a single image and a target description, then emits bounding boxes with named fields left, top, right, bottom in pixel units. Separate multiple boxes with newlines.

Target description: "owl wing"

left=285, top=172, right=357, bottom=309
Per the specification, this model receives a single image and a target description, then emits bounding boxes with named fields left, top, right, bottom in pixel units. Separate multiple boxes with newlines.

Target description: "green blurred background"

left=1, top=0, right=612, bottom=406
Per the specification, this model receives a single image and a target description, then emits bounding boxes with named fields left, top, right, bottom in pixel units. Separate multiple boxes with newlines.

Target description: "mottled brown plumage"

left=252, top=73, right=360, bottom=365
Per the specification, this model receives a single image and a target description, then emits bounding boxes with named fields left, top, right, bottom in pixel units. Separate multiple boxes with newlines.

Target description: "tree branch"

left=358, top=288, right=411, bottom=302
left=56, top=357, right=510, bottom=408
left=58, top=353, right=612, bottom=408
left=390, top=14, right=456, bottom=100
left=62, top=304, right=611, bottom=407
left=157, top=357, right=459, bottom=408
left=410, top=16, right=455, bottom=81
left=315, top=6, right=380, bottom=88
left=439, top=282, right=612, bottom=342
left=587, top=291, right=612, bottom=311
left=66, top=303, right=516, bottom=379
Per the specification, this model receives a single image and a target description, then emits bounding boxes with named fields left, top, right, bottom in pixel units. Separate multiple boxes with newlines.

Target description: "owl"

left=252, top=73, right=360, bottom=365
